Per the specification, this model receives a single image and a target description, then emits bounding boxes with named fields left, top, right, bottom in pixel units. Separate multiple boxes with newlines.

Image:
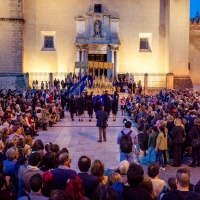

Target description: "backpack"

left=120, top=130, right=133, bottom=153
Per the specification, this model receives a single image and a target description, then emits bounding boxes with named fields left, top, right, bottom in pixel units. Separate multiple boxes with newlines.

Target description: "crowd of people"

left=0, top=85, right=200, bottom=199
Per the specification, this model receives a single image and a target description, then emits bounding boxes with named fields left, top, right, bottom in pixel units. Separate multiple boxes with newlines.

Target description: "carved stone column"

left=80, top=49, right=85, bottom=78
left=115, top=49, right=119, bottom=78
left=111, top=49, right=115, bottom=79
left=76, top=48, right=80, bottom=77
left=144, top=73, right=148, bottom=95
left=166, top=73, right=174, bottom=89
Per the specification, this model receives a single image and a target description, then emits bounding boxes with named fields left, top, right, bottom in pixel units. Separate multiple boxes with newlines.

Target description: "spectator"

left=116, top=120, right=138, bottom=163
left=162, top=168, right=200, bottom=200
left=146, top=126, right=158, bottom=163
left=139, top=176, right=157, bottom=200
left=50, top=152, right=76, bottom=190
left=0, top=140, right=6, bottom=161
left=49, top=190, right=66, bottom=200
left=40, top=152, right=56, bottom=172
left=65, top=174, right=89, bottom=200
left=160, top=177, right=177, bottom=199
left=137, top=126, right=149, bottom=156
left=115, top=160, right=129, bottom=184
left=0, top=172, right=17, bottom=200
left=42, top=171, right=54, bottom=197
left=18, top=151, right=43, bottom=197
left=18, top=173, right=48, bottom=200
left=123, top=163, right=152, bottom=200
left=77, top=156, right=99, bottom=199
left=147, top=163, right=166, bottom=198
left=188, top=118, right=200, bottom=167
left=93, top=184, right=117, bottom=200
left=91, top=159, right=107, bottom=185
left=170, top=118, right=185, bottom=167
left=155, top=126, right=167, bottom=170
left=108, top=172, right=122, bottom=186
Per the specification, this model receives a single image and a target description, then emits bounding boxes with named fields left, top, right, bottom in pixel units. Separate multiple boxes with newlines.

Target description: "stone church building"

left=0, top=0, right=199, bottom=90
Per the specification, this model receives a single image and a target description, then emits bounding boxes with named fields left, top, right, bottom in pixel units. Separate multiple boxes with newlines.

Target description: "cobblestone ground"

left=35, top=107, right=200, bottom=185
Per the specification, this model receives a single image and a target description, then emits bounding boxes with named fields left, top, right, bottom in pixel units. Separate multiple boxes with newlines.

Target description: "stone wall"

left=23, top=0, right=189, bottom=77
left=189, top=29, right=200, bottom=86
left=0, top=0, right=23, bottom=72
left=0, top=73, right=26, bottom=90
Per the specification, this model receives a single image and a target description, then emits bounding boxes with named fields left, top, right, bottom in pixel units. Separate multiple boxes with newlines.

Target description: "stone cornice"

left=110, top=17, right=120, bottom=22
left=0, top=18, right=24, bottom=23
left=85, top=10, right=109, bottom=17
left=74, top=15, right=86, bottom=21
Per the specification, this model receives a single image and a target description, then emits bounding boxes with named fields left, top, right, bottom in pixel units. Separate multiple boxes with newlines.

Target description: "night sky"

left=190, top=0, right=200, bottom=18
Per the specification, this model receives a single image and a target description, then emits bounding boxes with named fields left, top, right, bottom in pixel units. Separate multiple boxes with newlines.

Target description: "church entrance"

left=88, top=54, right=107, bottom=62
left=88, top=54, right=107, bottom=77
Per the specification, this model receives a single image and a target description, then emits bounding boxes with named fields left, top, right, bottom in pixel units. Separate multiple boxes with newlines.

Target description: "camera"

left=123, top=118, right=127, bottom=124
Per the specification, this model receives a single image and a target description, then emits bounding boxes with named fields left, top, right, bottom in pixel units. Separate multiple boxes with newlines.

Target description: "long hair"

left=140, top=176, right=156, bottom=200
left=65, top=174, right=84, bottom=200
left=42, top=171, right=54, bottom=197
left=91, top=159, right=105, bottom=183
left=159, top=126, right=166, bottom=137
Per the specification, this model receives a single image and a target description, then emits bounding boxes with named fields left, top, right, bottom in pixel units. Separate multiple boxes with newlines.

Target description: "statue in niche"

left=94, top=21, right=101, bottom=36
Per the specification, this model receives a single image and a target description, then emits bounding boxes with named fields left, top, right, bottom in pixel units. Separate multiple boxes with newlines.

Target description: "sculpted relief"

left=94, top=20, right=101, bottom=36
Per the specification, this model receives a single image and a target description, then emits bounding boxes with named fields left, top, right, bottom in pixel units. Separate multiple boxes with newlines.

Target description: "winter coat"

left=96, top=110, right=108, bottom=128
left=170, top=125, right=185, bottom=144
left=189, top=125, right=200, bottom=147
left=156, top=132, right=168, bottom=150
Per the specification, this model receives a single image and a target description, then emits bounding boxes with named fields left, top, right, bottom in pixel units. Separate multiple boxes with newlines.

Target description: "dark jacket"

left=123, top=186, right=152, bottom=200
left=189, top=125, right=200, bottom=146
left=170, top=125, right=185, bottom=144
left=69, top=98, right=76, bottom=113
left=94, top=100, right=102, bottom=112
left=87, top=100, right=93, bottom=115
left=162, top=190, right=200, bottom=200
left=112, top=100, right=118, bottom=115
left=96, top=110, right=108, bottom=128
left=50, top=167, right=77, bottom=190
left=78, top=172, right=99, bottom=199
left=77, top=98, right=84, bottom=115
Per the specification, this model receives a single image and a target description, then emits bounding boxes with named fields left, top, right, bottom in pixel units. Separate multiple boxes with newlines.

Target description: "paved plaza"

left=36, top=110, right=200, bottom=185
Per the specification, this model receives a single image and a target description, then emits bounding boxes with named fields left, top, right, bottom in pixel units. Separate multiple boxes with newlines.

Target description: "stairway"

left=69, top=75, right=93, bottom=96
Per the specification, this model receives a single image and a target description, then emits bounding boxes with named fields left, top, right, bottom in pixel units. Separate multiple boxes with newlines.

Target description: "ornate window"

left=94, top=4, right=101, bottom=13
left=140, top=38, right=149, bottom=50
left=44, top=36, right=54, bottom=48
left=41, top=31, right=56, bottom=51
left=139, top=33, right=152, bottom=52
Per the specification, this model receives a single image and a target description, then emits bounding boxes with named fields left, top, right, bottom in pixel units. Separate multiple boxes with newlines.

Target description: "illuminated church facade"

left=0, top=0, right=199, bottom=89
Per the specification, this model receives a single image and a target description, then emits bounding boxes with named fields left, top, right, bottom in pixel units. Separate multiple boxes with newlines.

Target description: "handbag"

left=191, top=137, right=200, bottom=148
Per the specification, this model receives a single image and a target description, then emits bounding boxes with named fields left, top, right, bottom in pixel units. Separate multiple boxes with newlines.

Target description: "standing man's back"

left=117, top=120, right=138, bottom=163
left=96, top=106, right=108, bottom=142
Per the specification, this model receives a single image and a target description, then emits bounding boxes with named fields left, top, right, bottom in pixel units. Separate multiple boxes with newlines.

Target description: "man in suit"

left=96, top=106, right=108, bottom=142
left=78, top=156, right=99, bottom=199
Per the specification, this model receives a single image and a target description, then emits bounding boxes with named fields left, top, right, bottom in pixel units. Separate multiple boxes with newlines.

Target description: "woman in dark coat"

left=78, top=96, right=84, bottom=121
left=104, top=98, right=111, bottom=117
left=112, top=99, right=118, bottom=121
left=87, top=98, right=93, bottom=122
left=189, top=118, right=200, bottom=167
left=69, top=96, right=76, bottom=121
left=170, top=118, right=185, bottom=167
left=94, top=98, right=102, bottom=113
